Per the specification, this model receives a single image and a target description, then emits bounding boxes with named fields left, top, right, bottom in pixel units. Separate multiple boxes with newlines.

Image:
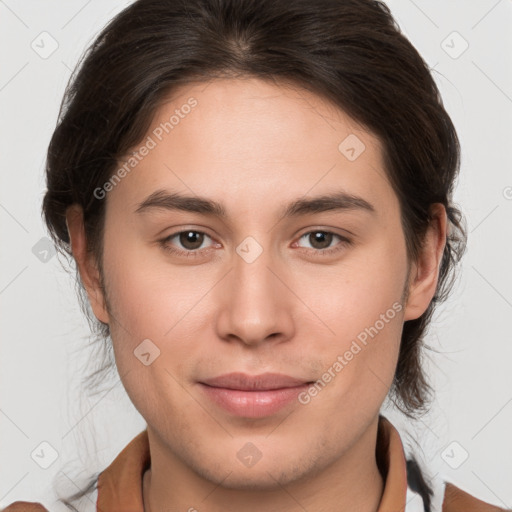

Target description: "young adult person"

left=4, top=0, right=506, bottom=510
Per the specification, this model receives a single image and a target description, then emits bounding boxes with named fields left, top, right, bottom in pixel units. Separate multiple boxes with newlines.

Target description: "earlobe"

left=403, top=204, right=447, bottom=322
left=65, top=205, right=110, bottom=324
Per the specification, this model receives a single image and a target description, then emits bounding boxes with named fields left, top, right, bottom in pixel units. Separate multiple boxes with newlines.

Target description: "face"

left=72, top=77, right=438, bottom=490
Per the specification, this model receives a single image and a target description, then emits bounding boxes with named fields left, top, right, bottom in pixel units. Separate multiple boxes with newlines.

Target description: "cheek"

left=101, top=250, right=206, bottom=421
left=298, top=234, right=407, bottom=405
left=307, top=231, right=408, bottom=341
left=101, top=224, right=209, bottom=336
left=100, top=234, right=224, bottom=408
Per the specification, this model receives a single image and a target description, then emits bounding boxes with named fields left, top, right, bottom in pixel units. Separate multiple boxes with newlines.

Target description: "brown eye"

left=295, top=230, right=351, bottom=257
left=298, top=231, right=337, bottom=250
left=160, top=230, right=215, bottom=257
left=308, top=231, right=334, bottom=250
left=178, top=231, right=205, bottom=250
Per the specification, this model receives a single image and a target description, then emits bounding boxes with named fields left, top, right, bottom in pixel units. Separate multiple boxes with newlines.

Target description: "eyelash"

left=159, top=230, right=352, bottom=258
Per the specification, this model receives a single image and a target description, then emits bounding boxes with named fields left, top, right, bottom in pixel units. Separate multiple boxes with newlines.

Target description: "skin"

left=66, top=77, right=446, bottom=512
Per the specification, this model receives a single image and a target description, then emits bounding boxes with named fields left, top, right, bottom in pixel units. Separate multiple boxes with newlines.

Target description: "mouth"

left=198, top=372, right=314, bottom=418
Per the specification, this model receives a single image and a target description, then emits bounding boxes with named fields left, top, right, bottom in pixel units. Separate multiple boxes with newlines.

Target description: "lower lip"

left=198, top=383, right=311, bottom=418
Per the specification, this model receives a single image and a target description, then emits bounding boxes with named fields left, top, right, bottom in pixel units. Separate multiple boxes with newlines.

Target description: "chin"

left=188, top=449, right=322, bottom=491
left=211, top=466, right=305, bottom=491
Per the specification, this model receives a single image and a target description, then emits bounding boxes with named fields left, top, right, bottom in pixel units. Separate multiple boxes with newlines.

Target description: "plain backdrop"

left=1, top=0, right=511, bottom=509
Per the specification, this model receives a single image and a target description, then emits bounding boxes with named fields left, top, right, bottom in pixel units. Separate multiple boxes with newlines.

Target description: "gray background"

left=1, top=0, right=511, bottom=509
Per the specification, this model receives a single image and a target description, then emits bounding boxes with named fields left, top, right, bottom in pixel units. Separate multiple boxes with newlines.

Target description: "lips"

left=200, top=372, right=310, bottom=391
left=198, top=372, right=313, bottom=418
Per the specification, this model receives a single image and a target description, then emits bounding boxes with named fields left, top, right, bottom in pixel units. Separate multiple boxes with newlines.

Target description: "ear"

left=65, top=205, right=110, bottom=324
left=403, top=203, right=447, bottom=321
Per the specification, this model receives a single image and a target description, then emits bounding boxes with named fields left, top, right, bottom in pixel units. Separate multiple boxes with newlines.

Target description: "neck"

left=143, top=417, right=384, bottom=512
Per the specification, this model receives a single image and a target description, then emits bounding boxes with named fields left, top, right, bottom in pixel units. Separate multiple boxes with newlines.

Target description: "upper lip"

left=200, top=372, right=311, bottom=391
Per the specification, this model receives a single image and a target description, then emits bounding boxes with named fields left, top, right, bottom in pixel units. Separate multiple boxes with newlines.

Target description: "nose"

left=214, top=244, right=296, bottom=347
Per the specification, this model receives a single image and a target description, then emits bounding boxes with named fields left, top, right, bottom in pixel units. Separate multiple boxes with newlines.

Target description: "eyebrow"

left=135, top=189, right=376, bottom=218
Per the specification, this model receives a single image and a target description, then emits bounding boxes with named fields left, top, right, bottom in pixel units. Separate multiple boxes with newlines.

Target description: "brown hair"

left=42, top=0, right=465, bottom=506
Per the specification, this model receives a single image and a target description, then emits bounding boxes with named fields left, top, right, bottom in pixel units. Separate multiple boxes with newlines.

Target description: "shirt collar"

left=96, top=415, right=409, bottom=511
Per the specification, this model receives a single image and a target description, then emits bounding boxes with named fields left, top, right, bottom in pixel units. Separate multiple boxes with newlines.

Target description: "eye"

left=295, top=230, right=351, bottom=255
left=160, top=230, right=216, bottom=257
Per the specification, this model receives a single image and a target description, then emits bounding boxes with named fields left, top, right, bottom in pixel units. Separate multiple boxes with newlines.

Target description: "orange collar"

left=97, top=416, right=408, bottom=511
left=375, top=415, right=409, bottom=511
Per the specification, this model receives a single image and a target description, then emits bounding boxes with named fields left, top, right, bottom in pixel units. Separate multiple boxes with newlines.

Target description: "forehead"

left=149, top=77, right=376, bottom=164
left=107, top=77, right=396, bottom=220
